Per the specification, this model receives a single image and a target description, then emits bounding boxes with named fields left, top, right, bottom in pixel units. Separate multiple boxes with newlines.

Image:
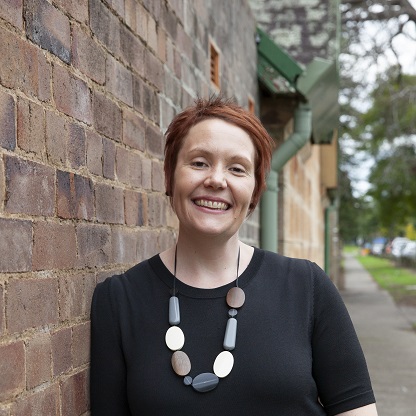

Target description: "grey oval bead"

left=192, top=373, right=219, bottom=393
left=223, top=317, right=237, bottom=351
left=184, top=376, right=193, bottom=386
left=228, top=308, right=238, bottom=317
left=169, top=296, right=180, bottom=325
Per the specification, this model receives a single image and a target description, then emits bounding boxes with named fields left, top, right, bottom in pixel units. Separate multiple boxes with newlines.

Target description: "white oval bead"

left=213, top=350, right=234, bottom=378
left=165, top=326, right=185, bottom=351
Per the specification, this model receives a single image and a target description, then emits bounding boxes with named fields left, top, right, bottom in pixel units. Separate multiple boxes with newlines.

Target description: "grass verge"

left=356, top=254, right=416, bottom=307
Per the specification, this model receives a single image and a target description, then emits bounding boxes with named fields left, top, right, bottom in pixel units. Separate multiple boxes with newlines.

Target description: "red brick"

left=26, top=333, right=52, bottom=389
left=59, top=274, right=84, bottom=321
left=13, top=385, right=59, bottom=416
left=25, top=0, right=71, bottom=63
left=95, top=183, right=125, bottom=224
left=124, top=190, right=147, bottom=227
left=0, top=0, right=23, bottom=29
left=68, top=123, right=86, bottom=169
left=141, top=156, right=152, bottom=190
left=72, top=322, right=90, bottom=367
left=72, top=25, right=106, bottom=84
left=116, top=146, right=142, bottom=187
left=93, top=90, right=122, bottom=141
left=102, top=137, right=116, bottom=180
left=146, top=122, right=164, bottom=159
left=123, top=107, right=145, bottom=151
left=55, top=0, right=88, bottom=23
left=0, top=218, right=32, bottom=272
left=86, top=130, right=103, bottom=176
left=0, top=26, right=51, bottom=101
left=57, top=170, right=94, bottom=220
left=84, top=272, right=96, bottom=317
left=51, top=327, right=72, bottom=376
left=5, top=155, right=55, bottom=216
left=6, top=278, right=58, bottom=333
left=152, top=160, right=165, bottom=192
left=53, top=64, right=92, bottom=124
left=0, top=89, right=16, bottom=150
left=77, top=223, right=111, bottom=267
left=32, top=222, right=77, bottom=270
left=0, top=342, right=25, bottom=401
left=106, top=54, right=133, bottom=107
left=120, top=24, right=145, bottom=76
left=148, top=193, right=167, bottom=227
left=145, top=50, right=163, bottom=91
left=46, top=110, right=68, bottom=166
left=60, top=370, right=89, bottom=416
left=112, top=227, right=138, bottom=264
left=17, top=98, right=45, bottom=157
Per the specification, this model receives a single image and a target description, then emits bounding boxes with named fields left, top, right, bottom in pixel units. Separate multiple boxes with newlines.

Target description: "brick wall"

left=0, top=1, right=258, bottom=414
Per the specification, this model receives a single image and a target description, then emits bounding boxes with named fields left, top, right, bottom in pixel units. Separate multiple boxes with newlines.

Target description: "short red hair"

left=164, top=96, right=275, bottom=213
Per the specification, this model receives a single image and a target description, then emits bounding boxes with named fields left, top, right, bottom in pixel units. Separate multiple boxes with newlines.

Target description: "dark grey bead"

left=169, top=296, right=180, bottom=325
left=192, top=373, right=219, bottom=392
left=223, top=317, right=237, bottom=351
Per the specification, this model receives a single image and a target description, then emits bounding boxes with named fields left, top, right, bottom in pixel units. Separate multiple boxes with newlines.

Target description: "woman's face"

left=172, top=118, right=256, bottom=240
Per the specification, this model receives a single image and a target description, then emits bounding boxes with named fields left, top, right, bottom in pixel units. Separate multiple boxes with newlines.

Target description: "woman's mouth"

left=193, top=199, right=229, bottom=210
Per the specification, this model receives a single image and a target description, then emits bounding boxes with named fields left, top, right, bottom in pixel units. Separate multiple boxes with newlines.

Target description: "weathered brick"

left=0, top=0, right=23, bottom=29
left=6, top=277, right=58, bottom=333
left=53, top=64, right=92, bottom=124
left=93, top=91, right=122, bottom=141
left=0, top=342, right=25, bottom=401
left=147, top=14, right=158, bottom=53
left=145, top=122, right=164, bottom=159
left=77, top=223, right=111, bottom=267
left=0, top=285, right=4, bottom=335
left=135, top=3, right=148, bottom=42
left=142, top=82, right=160, bottom=123
left=141, top=156, right=152, bottom=190
left=13, top=385, right=59, bottom=416
left=0, top=156, right=3, bottom=207
left=124, top=190, right=147, bottom=227
left=106, top=54, right=133, bottom=107
left=0, top=89, right=16, bottom=150
left=46, top=110, right=67, bottom=166
left=120, top=24, right=145, bottom=76
left=17, top=98, right=45, bottom=157
left=143, top=0, right=161, bottom=20
left=95, top=183, right=125, bottom=224
left=112, top=227, right=138, bottom=264
left=86, top=130, right=103, bottom=176
left=0, top=218, right=32, bottom=273
left=109, top=0, right=124, bottom=17
left=123, top=107, right=145, bottom=151
left=136, top=229, right=159, bottom=262
left=57, top=170, right=94, bottom=220
left=160, top=96, right=176, bottom=132
left=51, top=327, right=72, bottom=376
left=145, top=50, right=164, bottom=92
left=26, top=334, right=52, bottom=389
left=72, top=322, right=90, bottom=367
left=158, top=228, right=175, bottom=252
left=157, top=27, right=167, bottom=62
left=59, top=273, right=84, bottom=321
left=0, top=26, right=51, bottom=101
left=5, top=155, right=54, bottom=216
left=60, top=369, right=89, bottom=416
left=148, top=193, right=166, bottom=227
left=152, top=160, right=165, bottom=192
left=54, top=0, right=88, bottom=23
left=32, top=222, right=77, bottom=270
left=25, top=0, right=71, bottom=63
left=84, top=272, right=96, bottom=317
left=72, top=25, right=106, bottom=84
left=174, top=48, right=182, bottom=79
left=102, top=137, right=116, bottom=180
left=116, top=146, right=142, bottom=187
left=161, top=2, right=177, bottom=42
left=68, top=123, right=86, bottom=169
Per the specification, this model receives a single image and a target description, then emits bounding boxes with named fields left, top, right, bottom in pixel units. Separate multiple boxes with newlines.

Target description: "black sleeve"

left=90, top=278, right=132, bottom=415
left=310, top=263, right=375, bottom=416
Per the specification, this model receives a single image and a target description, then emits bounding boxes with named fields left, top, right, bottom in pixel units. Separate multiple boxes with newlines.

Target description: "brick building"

left=0, top=0, right=339, bottom=414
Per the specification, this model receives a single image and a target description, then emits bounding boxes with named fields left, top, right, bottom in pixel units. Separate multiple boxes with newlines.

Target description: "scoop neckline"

left=148, top=247, right=264, bottom=299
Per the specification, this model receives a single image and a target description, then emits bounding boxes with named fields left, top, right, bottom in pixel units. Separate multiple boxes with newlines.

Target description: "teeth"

left=195, top=199, right=228, bottom=210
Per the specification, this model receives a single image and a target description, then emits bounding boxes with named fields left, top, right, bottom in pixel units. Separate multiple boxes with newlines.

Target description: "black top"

left=90, top=248, right=375, bottom=415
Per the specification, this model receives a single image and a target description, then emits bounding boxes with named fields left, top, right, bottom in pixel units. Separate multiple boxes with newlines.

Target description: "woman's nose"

left=204, top=167, right=227, bottom=189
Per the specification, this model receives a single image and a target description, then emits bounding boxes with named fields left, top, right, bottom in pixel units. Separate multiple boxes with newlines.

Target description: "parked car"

left=390, top=237, right=410, bottom=258
left=401, top=240, right=416, bottom=259
left=370, top=237, right=387, bottom=256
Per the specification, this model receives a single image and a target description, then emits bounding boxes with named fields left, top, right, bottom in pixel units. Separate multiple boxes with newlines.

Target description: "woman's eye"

left=191, top=161, right=207, bottom=168
left=230, top=166, right=246, bottom=174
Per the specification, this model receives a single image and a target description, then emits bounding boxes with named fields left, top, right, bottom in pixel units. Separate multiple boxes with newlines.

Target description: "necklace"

left=165, top=245, right=245, bottom=393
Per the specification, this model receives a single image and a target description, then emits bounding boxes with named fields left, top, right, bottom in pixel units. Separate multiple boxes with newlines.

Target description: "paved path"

left=341, top=254, right=416, bottom=416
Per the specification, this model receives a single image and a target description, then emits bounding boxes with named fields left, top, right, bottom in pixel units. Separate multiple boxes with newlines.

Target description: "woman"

left=90, top=96, right=378, bottom=415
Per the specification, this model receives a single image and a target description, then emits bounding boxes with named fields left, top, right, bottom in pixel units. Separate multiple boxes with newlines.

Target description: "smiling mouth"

left=193, top=199, right=230, bottom=210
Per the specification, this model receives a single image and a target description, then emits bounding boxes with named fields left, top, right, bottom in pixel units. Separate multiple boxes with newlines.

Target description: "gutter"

left=260, top=104, right=312, bottom=252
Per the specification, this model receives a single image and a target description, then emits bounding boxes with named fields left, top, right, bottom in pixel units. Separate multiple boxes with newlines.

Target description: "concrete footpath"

left=341, top=254, right=416, bottom=416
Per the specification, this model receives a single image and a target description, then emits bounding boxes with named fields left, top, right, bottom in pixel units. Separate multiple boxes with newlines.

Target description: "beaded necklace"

left=165, top=245, right=245, bottom=392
